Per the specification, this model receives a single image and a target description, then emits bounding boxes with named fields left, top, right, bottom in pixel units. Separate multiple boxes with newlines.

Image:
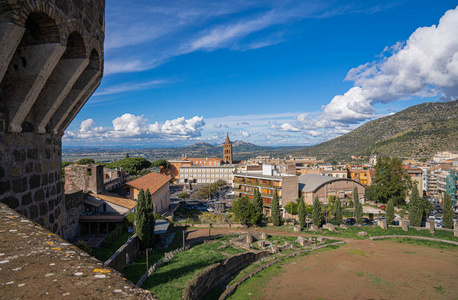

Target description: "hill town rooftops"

left=125, top=171, right=170, bottom=195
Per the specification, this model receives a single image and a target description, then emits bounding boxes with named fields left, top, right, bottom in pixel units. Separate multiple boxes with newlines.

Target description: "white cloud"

left=279, top=123, right=301, bottom=132
left=239, top=130, right=250, bottom=137
left=64, top=114, right=205, bottom=142
left=94, top=80, right=171, bottom=96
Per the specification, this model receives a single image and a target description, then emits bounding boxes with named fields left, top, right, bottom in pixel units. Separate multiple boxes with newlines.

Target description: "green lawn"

left=142, top=239, right=244, bottom=300
left=92, top=231, right=133, bottom=262
left=377, top=237, right=458, bottom=250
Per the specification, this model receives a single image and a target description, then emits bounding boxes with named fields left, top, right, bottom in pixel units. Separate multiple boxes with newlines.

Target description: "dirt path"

left=256, top=239, right=458, bottom=299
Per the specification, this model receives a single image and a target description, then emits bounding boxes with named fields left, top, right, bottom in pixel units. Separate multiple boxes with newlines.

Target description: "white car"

left=435, top=217, right=442, bottom=223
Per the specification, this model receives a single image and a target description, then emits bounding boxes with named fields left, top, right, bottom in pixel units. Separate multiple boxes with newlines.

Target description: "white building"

left=179, top=165, right=235, bottom=185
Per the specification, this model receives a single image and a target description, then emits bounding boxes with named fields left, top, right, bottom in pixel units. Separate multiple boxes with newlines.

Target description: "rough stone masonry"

left=0, top=0, right=104, bottom=236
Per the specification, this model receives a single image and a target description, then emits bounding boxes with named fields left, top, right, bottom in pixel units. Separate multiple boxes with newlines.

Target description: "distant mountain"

left=295, top=100, right=458, bottom=160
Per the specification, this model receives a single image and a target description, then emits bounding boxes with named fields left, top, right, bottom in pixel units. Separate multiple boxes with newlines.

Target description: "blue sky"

left=64, top=0, right=458, bottom=147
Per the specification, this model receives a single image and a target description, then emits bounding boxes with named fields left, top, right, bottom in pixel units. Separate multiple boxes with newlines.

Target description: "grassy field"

left=227, top=244, right=342, bottom=300
left=377, top=237, right=458, bottom=250
left=92, top=231, right=133, bottom=262
left=123, top=230, right=184, bottom=284
left=142, top=238, right=244, bottom=300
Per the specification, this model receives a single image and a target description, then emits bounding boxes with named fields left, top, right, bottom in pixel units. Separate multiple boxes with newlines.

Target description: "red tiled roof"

left=89, top=192, right=137, bottom=210
left=126, top=172, right=170, bottom=195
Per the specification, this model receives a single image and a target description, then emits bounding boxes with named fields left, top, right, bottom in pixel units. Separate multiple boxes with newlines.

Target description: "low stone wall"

left=219, top=241, right=345, bottom=300
left=369, top=235, right=458, bottom=245
left=104, top=233, right=140, bottom=273
left=182, top=250, right=270, bottom=300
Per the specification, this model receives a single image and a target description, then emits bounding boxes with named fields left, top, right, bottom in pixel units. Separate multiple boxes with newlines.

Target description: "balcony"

left=233, top=179, right=245, bottom=184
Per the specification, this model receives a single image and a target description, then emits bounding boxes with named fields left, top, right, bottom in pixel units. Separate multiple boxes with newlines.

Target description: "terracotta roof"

left=89, top=192, right=137, bottom=210
left=126, top=172, right=170, bottom=195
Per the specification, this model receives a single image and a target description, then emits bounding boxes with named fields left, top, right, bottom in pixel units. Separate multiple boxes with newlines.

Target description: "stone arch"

left=25, top=31, right=89, bottom=134
left=0, top=11, right=66, bottom=133
left=49, top=48, right=101, bottom=135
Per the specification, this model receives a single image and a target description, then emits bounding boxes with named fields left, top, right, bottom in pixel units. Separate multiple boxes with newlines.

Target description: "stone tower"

left=0, top=0, right=104, bottom=236
left=223, top=133, right=233, bottom=164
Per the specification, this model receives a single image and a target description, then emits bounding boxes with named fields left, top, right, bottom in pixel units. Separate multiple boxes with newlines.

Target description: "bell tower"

left=223, top=133, right=233, bottom=164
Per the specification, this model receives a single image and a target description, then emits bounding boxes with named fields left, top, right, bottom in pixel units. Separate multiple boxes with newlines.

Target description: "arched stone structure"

left=0, top=0, right=104, bottom=236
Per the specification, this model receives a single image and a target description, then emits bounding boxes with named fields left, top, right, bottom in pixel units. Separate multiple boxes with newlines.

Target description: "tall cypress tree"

left=334, top=196, right=343, bottom=225
left=253, top=189, right=263, bottom=215
left=298, top=195, right=306, bottom=228
left=312, top=197, right=322, bottom=226
left=271, top=189, right=281, bottom=226
left=386, top=199, right=395, bottom=225
left=143, top=189, right=155, bottom=248
left=409, top=185, right=422, bottom=227
left=135, top=189, right=146, bottom=243
left=443, top=193, right=454, bottom=229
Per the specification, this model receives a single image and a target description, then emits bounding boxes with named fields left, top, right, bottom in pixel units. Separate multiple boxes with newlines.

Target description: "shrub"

left=76, top=240, right=93, bottom=255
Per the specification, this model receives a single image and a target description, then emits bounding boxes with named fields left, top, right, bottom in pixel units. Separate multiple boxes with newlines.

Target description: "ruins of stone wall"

left=183, top=251, right=270, bottom=300
left=104, top=234, right=141, bottom=273
left=0, top=0, right=104, bottom=235
left=61, top=189, right=85, bottom=240
left=64, top=164, right=104, bottom=193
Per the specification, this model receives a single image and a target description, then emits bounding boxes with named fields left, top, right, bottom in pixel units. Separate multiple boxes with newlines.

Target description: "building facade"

left=179, top=165, right=235, bottom=185
left=233, top=164, right=298, bottom=214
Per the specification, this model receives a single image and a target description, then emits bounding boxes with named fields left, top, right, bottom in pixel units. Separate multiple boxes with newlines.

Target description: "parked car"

left=435, top=205, right=441, bottom=211
left=373, top=217, right=386, bottom=223
left=343, top=218, right=356, bottom=225
left=380, top=205, right=386, bottom=211
left=436, top=222, right=445, bottom=228
left=361, top=217, right=372, bottom=225
left=435, top=216, right=442, bottom=223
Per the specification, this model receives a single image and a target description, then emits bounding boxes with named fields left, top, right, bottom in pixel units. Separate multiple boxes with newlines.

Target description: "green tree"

left=373, top=157, right=412, bottom=205
left=408, top=185, right=422, bottom=227
left=312, top=197, right=322, bottom=226
left=284, top=201, right=298, bottom=215
left=135, top=189, right=155, bottom=249
left=232, top=196, right=261, bottom=226
left=76, top=158, right=95, bottom=165
left=178, top=192, right=190, bottom=200
left=105, top=157, right=152, bottom=175
left=364, top=185, right=377, bottom=202
left=353, top=187, right=359, bottom=206
left=152, top=159, right=171, bottom=169
left=271, top=190, right=281, bottom=226
left=355, top=198, right=363, bottom=225
left=386, top=199, right=395, bottom=225
left=253, top=189, right=263, bottom=215
left=298, top=196, right=306, bottom=228
left=443, top=193, right=454, bottom=229
left=333, top=196, right=343, bottom=225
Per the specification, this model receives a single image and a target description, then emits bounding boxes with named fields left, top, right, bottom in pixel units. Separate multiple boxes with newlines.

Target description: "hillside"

left=295, top=100, right=458, bottom=160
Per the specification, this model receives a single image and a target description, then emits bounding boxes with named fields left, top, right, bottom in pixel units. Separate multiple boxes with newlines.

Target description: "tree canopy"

left=372, top=156, right=412, bottom=205
left=135, top=189, right=155, bottom=249
left=76, top=158, right=95, bottom=165
left=232, top=196, right=262, bottom=226
left=152, top=159, right=171, bottom=169
left=253, top=189, right=263, bottom=215
left=271, top=190, right=281, bottom=226
left=408, top=185, right=422, bottom=227
left=443, top=193, right=454, bottom=229
left=312, top=197, right=322, bottom=226
left=386, top=199, right=395, bottom=225
left=333, top=196, right=343, bottom=225
left=105, top=157, right=152, bottom=175
left=298, top=196, right=306, bottom=227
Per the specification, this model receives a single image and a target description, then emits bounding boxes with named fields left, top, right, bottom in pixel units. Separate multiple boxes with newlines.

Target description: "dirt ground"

left=259, top=239, right=458, bottom=299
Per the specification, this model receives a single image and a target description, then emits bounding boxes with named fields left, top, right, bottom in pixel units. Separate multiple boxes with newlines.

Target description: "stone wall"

left=0, top=132, right=64, bottom=234
left=61, top=189, right=85, bottom=240
left=64, top=164, right=104, bottom=193
left=104, top=234, right=141, bottom=273
left=0, top=0, right=104, bottom=235
left=182, top=251, right=269, bottom=300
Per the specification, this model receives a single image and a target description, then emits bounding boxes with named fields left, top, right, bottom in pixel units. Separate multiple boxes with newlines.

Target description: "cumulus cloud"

left=320, top=6, right=458, bottom=124
left=239, top=130, right=250, bottom=137
left=279, top=123, right=301, bottom=132
left=64, top=114, right=205, bottom=142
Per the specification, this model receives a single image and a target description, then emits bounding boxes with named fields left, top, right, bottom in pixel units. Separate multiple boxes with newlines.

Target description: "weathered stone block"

left=317, top=236, right=327, bottom=243
left=246, top=234, right=253, bottom=243
left=13, top=150, right=26, bottom=162
left=25, top=162, right=34, bottom=173
left=0, top=166, right=5, bottom=178
left=358, top=231, right=368, bottom=237
left=27, top=148, right=38, bottom=159
left=34, top=189, right=44, bottom=202
left=9, top=165, right=21, bottom=177
left=0, top=180, right=10, bottom=195
left=29, top=174, right=41, bottom=189
left=400, top=219, right=409, bottom=231
left=29, top=205, right=39, bottom=219
left=3, top=196, right=20, bottom=209
left=378, top=219, right=388, bottom=230
left=12, top=177, right=27, bottom=193
left=257, top=240, right=266, bottom=248
left=339, top=224, right=348, bottom=229
left=261, top=232, right=268, bottom=240
left=21, top=193, right=32, bottom=206
left=310, top=224, right=320, bottom=231
left=293, top=225, right=301, bottom=232
left=39, top=202, right=48, bottom=215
